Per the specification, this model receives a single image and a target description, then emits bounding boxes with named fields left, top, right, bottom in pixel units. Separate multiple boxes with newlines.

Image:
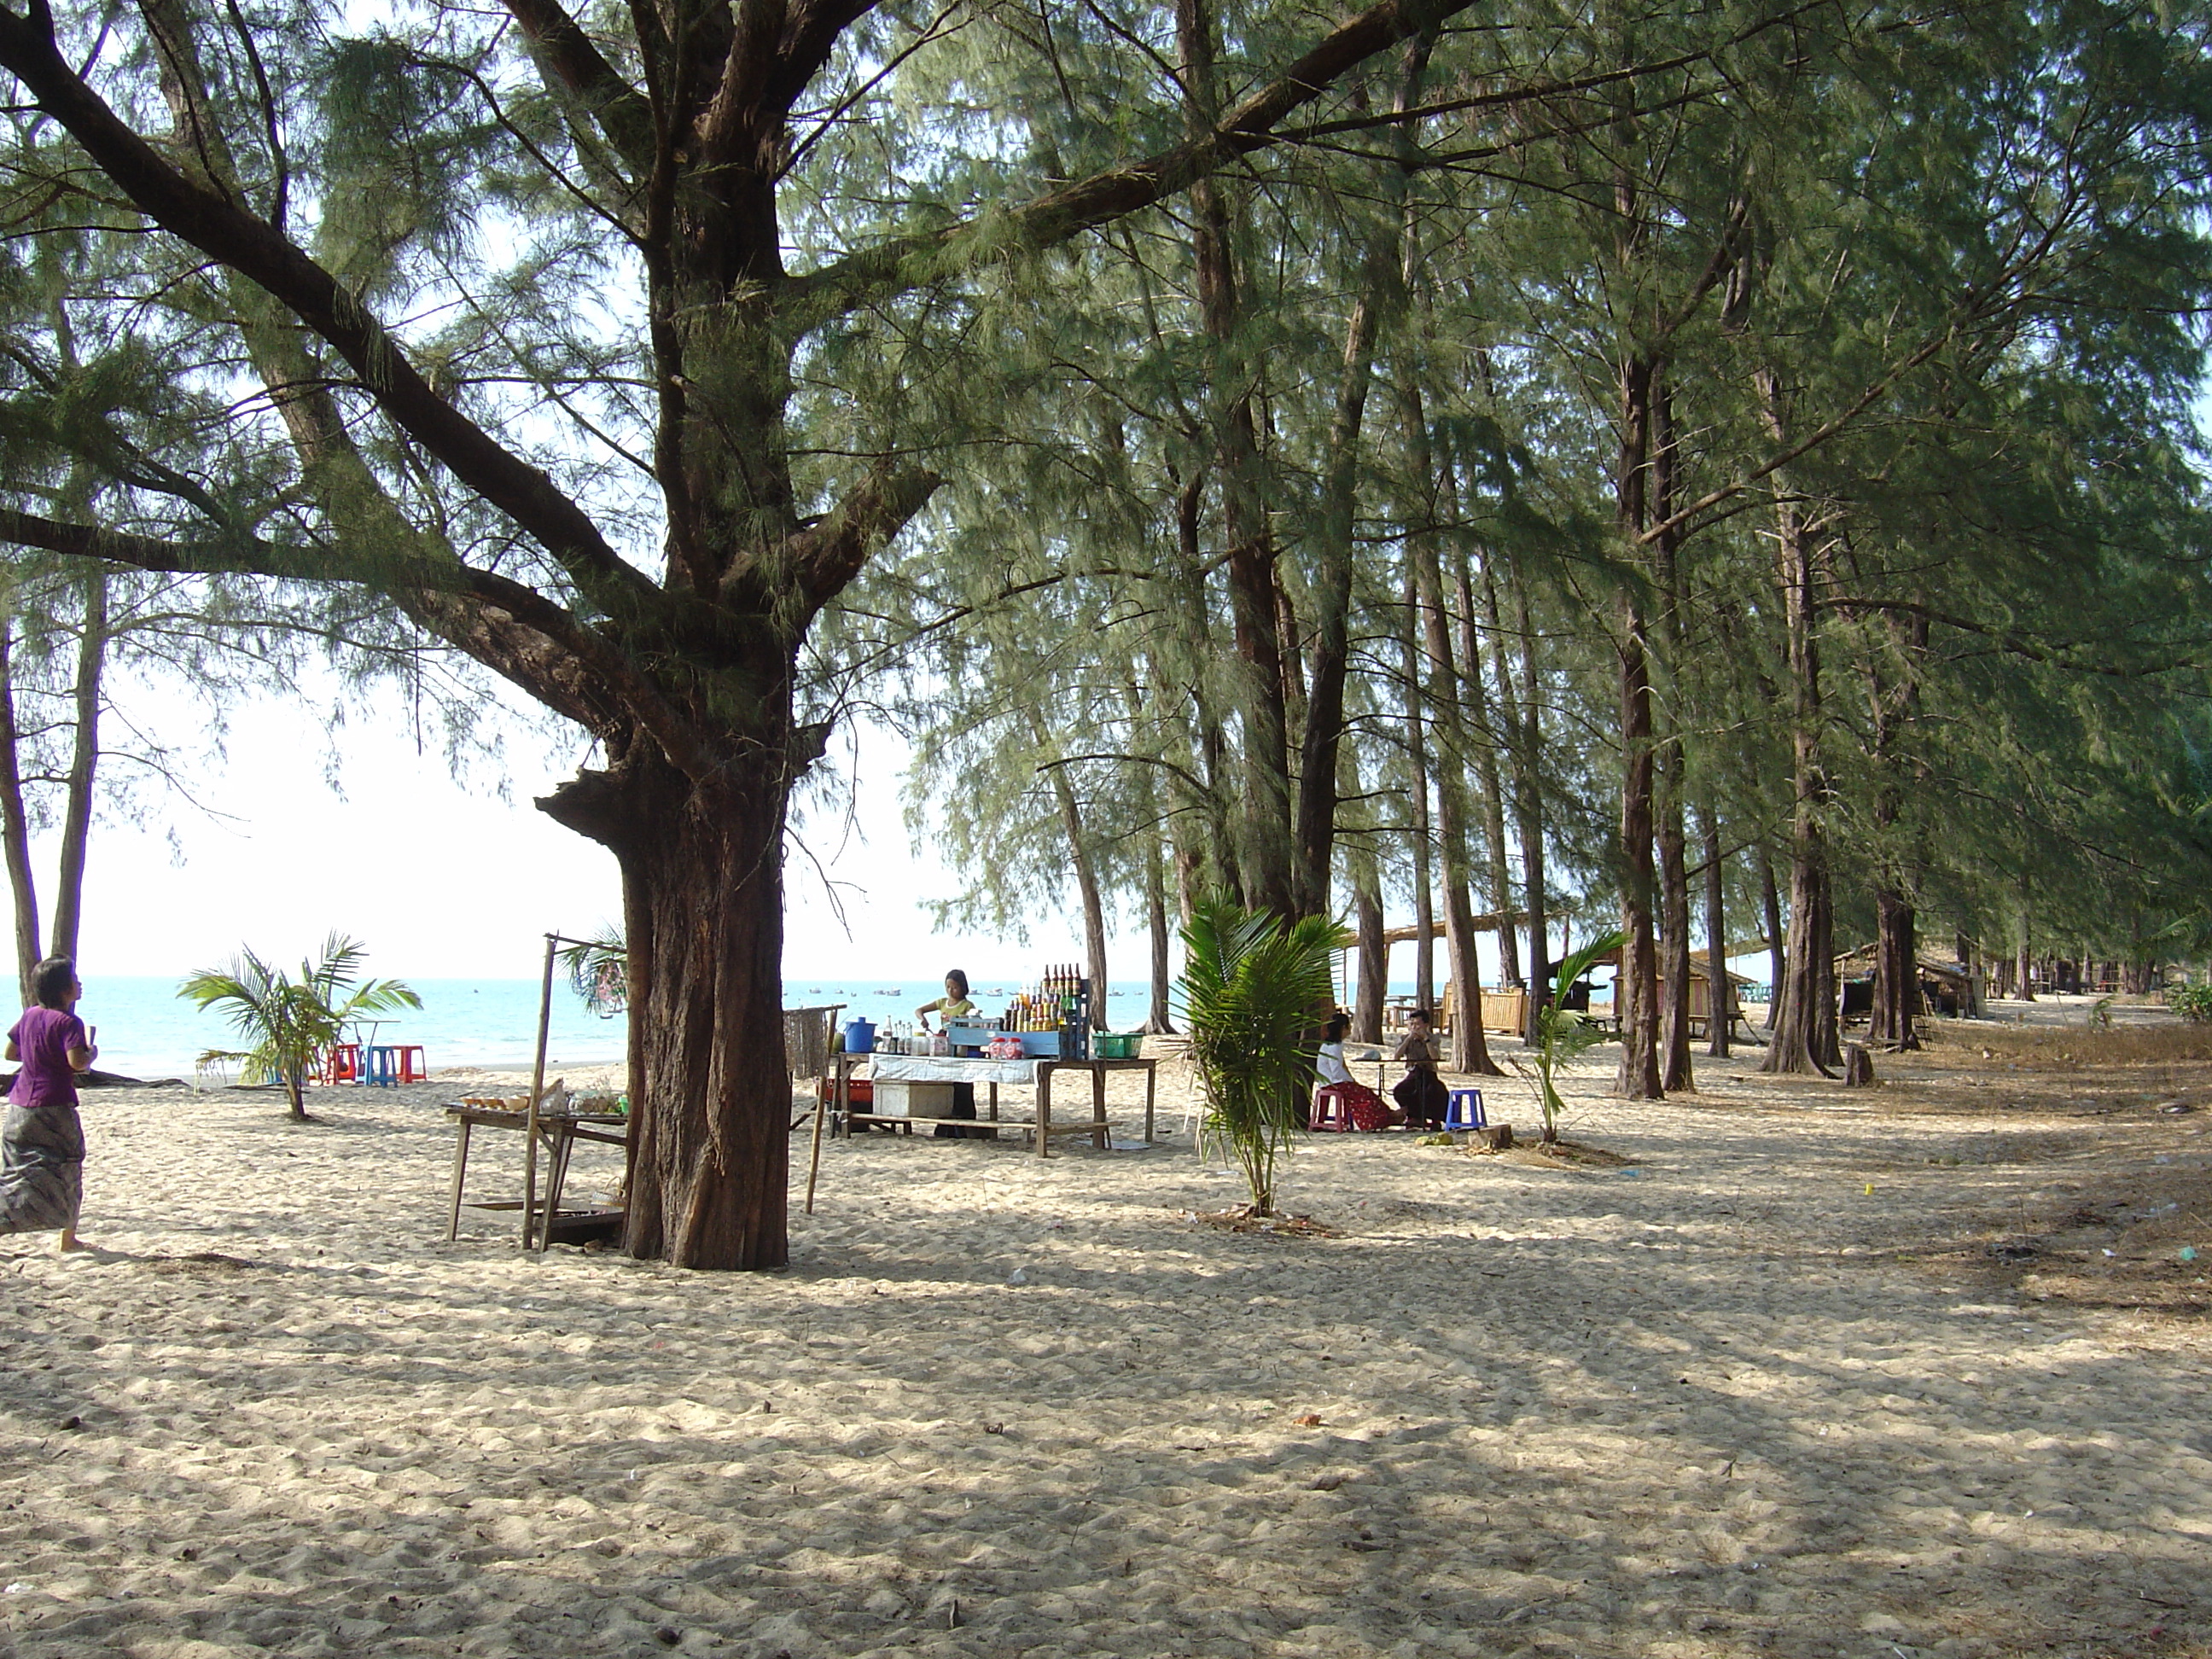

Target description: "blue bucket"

left=842, top=1018, right=876, bottom=1055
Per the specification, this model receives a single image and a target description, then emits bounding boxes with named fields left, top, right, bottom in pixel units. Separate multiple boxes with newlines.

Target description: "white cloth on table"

left=866, top=1054, right=1041, bottom=1086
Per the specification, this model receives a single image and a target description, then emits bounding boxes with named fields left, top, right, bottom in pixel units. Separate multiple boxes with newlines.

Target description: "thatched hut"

left=1832, top=946, right=1976, bottom=1019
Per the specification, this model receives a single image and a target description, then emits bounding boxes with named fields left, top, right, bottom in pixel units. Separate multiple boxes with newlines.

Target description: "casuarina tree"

left=0, top=0, right=1503, bottom=1266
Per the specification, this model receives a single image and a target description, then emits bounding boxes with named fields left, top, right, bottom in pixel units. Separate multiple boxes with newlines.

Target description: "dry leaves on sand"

left=1174, top=1206, right=1340, bottom=1237
left=1462, top=1138, right=1636, bottom=1170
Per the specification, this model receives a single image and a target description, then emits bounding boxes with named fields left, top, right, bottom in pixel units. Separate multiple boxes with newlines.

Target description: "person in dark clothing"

left=1391, top=1010, right=1449, bottom=1130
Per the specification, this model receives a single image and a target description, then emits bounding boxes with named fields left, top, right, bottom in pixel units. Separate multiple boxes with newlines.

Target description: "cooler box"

left=818, top=1078, right=873, bottom=1108
left=874, top=1080, right=956, bottom=1119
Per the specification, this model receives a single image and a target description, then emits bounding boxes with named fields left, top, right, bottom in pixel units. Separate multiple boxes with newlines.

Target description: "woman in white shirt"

left=1313, top=1015, right=1397, bottom=1131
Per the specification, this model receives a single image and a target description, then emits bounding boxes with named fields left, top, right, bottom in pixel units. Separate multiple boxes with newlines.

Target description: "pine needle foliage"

left=1177, top=894, right=1348, bottom=1218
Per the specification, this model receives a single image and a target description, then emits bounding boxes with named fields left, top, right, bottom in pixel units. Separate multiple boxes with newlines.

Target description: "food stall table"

left=804, top=1051, right=1161, bottom=1213
left=850, top=1052, right=1158, bottom=1151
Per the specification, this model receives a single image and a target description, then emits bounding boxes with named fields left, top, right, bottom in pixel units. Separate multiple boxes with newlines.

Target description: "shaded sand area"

left=3, top=1023, right=2209, bottom=1658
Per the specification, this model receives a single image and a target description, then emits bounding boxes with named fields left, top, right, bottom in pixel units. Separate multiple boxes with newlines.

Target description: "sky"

left=9, top=660, right=1539, bottom=992
left=15, top=667, right=1170, bottom=986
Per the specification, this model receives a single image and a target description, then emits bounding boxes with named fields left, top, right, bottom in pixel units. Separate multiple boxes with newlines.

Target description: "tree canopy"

left=3, top=0, right=2209, bottom=1266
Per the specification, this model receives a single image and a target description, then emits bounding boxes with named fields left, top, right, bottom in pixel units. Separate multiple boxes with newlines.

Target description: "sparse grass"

left=1921, top=1018, right=2212, bottom=1069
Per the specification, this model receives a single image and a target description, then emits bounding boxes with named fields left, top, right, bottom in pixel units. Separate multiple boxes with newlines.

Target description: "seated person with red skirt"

left=1313, top=1015, right=1398, bottom=1131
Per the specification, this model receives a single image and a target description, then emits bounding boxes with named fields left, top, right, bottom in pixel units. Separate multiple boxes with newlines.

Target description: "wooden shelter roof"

left=1832, top=946, right=1970, bottom=986
left=1378, top=910, right=1528, bottom=946
left=1582, top=948, right=1755, bottom=986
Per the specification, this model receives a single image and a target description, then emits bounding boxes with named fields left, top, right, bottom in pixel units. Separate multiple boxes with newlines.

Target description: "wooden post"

left=523, top=933, right=557, bottom=1251
left=804, top=1072, right=828, bottom=1215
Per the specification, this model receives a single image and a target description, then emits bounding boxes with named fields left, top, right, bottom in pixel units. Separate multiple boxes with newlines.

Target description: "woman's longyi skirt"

left=0, top=1104, right=83, bottom=1234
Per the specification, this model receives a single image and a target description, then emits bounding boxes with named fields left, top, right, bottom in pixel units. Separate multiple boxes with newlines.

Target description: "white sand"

left=2, top=1039, right=2208, bottom=1657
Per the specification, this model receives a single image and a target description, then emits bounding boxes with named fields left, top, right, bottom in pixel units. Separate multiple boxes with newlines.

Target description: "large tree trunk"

left=1650, top=381, right=1691, bottom=1092
left=0, top=626, right=43, bottom=1002
left=1757, top=842, right=1785, bottom=1032
left=1959, top=932, right=1986, bottom=1017
left=1615, top=591, right=1663, bottom=1100
left=1870, top=886, right=1920, bottom=1048
left=1400, top=576, right=1435, bottom=1015
left=1656, top=750, right=1695, bottom=1091
left=1611, top=331, right=1662, bottom=1099
left=1029, top=711, right=1111, bottom=1022
left=1759, top=472, right=1839, bottom=1077
left=49, top=570, right=105, bottom=965
left=1767, top=834, right=1837, bottom=1074
left=1353, top=853, right=1387, bottom=1043
left=1041, top=754, right=1112, bottom=1033
left=1163, top=487, right=1242, bottom=905
left=1406, top=391, right=1498, bottom=1075
left=2014, top=882, right=2036, bottom=1000
left=544, top=746, right=790, bottom=1270
left=1863, top=610, right=1926, bottom=1049
left=1144, top=839, right=1176, bottom=1035
left=1456, top=559, right=1519, bottom=987
left=1502, top=570, right=1551, bottom=1034
left=1292, top=281, right=1382, bottom=917
left=1178, top=0, right=1293, bottom=917
left=1702, top=802, right=1732, bottom=1059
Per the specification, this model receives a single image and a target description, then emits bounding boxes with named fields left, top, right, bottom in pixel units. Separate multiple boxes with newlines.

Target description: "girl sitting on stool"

left=1313, top=1015, right=1399, bottom=1132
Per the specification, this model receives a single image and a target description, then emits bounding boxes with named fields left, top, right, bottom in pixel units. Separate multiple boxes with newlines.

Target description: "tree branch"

left=0, top=3, right=659, bottom=618
left=499, top=0, right=655, bottom=176
left=748, top=463, right=943, bottom=620
left=779, top=0, right=1467, bottom=331
left=0, top=506, right=722, bottom=771
left=1825, top=595, right=2212, bottom=678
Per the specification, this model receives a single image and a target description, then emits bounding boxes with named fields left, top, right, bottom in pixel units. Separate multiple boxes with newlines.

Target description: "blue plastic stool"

left=1444, top=1087, right=1486, bottom=1130
left=363, top=1045, right=401, bottom=1088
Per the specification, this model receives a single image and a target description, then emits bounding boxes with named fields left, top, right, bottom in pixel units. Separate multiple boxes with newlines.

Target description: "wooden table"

left=1035, top=1057, right=1157, bottom=1155
left=445, top=1104, right=628, bottom=1249
left=827, top=1053, right=1157, bottom=1156
left=804, top=1051, right=1162, bottom=1214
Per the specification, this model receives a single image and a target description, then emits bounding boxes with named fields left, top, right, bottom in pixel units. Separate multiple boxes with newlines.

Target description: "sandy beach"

left=3, top=1011, right=2208, bottom=1658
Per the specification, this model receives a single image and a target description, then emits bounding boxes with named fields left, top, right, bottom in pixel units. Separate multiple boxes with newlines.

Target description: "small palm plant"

left=180, top=934, right=421, bottom=1120
left=1177, top=894, right=1348, bottom=1217
left=1516, top=930, right=1627, bottom=1144
left=557, top=926, right=628, bottom=1018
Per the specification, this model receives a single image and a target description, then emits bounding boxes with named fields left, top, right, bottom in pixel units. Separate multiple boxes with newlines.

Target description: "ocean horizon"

left=72, top=969, right=1766, bottom=1081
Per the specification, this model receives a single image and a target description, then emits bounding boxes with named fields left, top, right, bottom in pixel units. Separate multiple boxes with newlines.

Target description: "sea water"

left=73, top=977, right=631, bottom=1081
left=69, top=975, right=1162, bottom=1080
left=74, top=971, right=1618, bottom=1080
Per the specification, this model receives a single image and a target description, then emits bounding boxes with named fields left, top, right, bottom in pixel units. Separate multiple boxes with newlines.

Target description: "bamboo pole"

left=523, top=933, right=557, bottom=1251
left=805, top=1057, right=830, bottom=1215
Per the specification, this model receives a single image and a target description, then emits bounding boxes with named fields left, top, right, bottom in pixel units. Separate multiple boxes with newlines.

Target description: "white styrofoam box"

left=873, top=1080, right=957, bottom=1119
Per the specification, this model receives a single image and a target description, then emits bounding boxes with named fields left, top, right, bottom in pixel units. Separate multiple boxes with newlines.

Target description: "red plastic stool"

left=1311, top=1084, right=1356, bottom=1132
left=394, top=1045, right=428, bottom=1084
left=321, top=1043, right=362, bottom=1085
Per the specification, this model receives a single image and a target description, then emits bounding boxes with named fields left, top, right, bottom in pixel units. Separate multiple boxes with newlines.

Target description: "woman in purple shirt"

left=3, top=956, right=97, bottom=1251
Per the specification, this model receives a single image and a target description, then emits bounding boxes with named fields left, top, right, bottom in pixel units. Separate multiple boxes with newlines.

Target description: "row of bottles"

left=877, top=1020, right=950, bottom=1057
left=1004, top=965, right=1091, bottom=1032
